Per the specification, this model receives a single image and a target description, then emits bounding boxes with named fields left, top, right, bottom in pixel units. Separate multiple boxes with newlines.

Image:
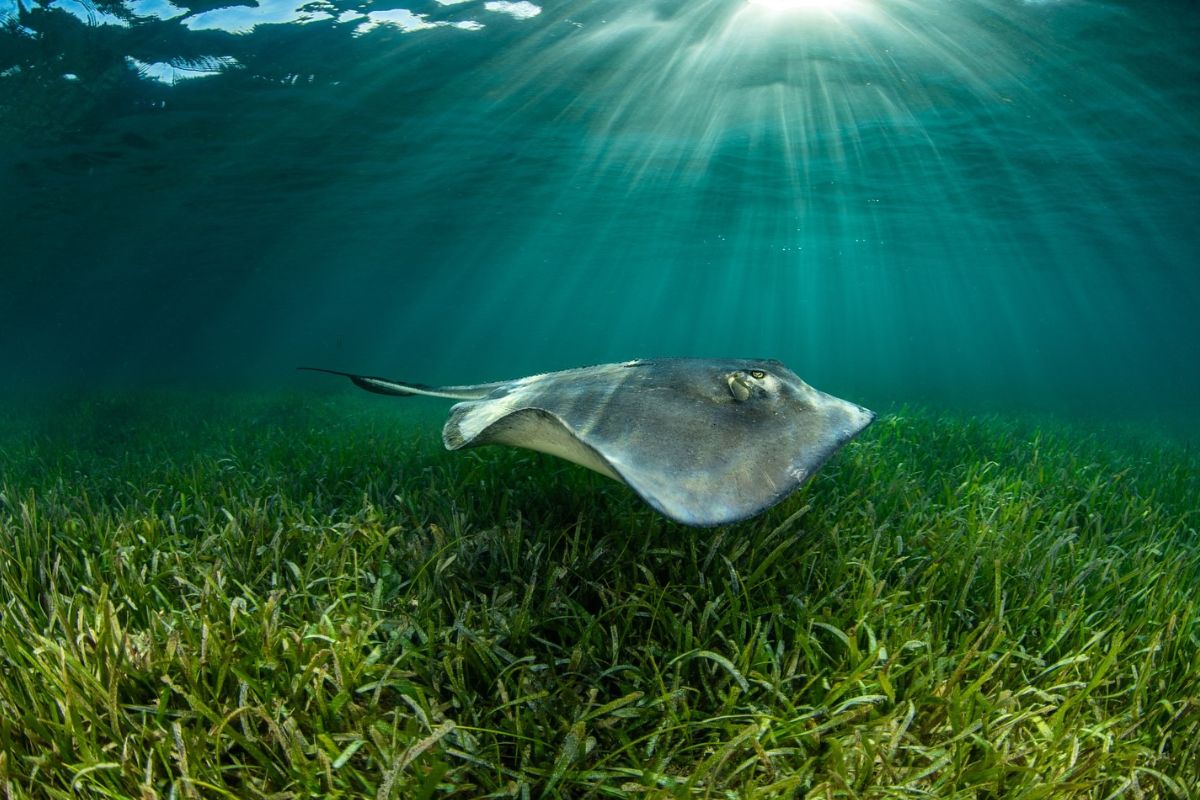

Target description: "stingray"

left=301, top=358, right=874, bottom=526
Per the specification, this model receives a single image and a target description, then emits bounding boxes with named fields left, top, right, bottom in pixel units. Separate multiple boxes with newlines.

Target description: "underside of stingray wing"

left=444, top=403, right=621, bottom=482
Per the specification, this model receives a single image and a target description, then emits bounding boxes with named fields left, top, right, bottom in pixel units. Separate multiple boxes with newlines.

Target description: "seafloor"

left=0, top=393, right=1196, bottom=797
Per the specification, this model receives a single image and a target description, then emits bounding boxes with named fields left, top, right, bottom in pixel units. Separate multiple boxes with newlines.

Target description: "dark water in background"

left=2, top=0, right=1198, bottom=420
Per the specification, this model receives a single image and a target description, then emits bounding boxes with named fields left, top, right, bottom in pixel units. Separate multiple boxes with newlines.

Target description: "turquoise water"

left=1, top=0, right=1197, bottom=418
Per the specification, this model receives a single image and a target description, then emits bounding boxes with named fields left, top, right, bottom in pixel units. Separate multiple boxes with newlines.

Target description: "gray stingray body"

left=302, top=358, right=874, bottom=526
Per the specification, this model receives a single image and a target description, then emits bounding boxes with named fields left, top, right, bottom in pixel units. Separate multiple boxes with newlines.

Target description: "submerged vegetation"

left=0, top=393, right=1197, bottom=798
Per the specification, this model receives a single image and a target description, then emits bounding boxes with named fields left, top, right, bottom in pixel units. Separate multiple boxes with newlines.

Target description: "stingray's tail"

left=298, top=367, right=494, bottom=400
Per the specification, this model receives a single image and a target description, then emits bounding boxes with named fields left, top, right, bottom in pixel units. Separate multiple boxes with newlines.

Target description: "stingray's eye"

left=750, top=370, right=767, bottom=380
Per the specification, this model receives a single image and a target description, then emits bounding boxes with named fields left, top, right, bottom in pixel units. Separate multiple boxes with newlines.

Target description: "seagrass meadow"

left=0, top=393, right=1197, bottom=798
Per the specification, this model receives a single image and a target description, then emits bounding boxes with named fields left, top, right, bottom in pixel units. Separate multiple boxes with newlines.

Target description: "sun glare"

left=746, top=0, right=860, bottom=13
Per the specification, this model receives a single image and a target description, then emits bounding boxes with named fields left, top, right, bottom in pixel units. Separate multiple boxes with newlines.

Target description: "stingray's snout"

left=827, top=397, right=875, bottom=444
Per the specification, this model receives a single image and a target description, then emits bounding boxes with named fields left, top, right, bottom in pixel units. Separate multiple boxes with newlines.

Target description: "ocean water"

left=1, top=0, right=1198, bottom=420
